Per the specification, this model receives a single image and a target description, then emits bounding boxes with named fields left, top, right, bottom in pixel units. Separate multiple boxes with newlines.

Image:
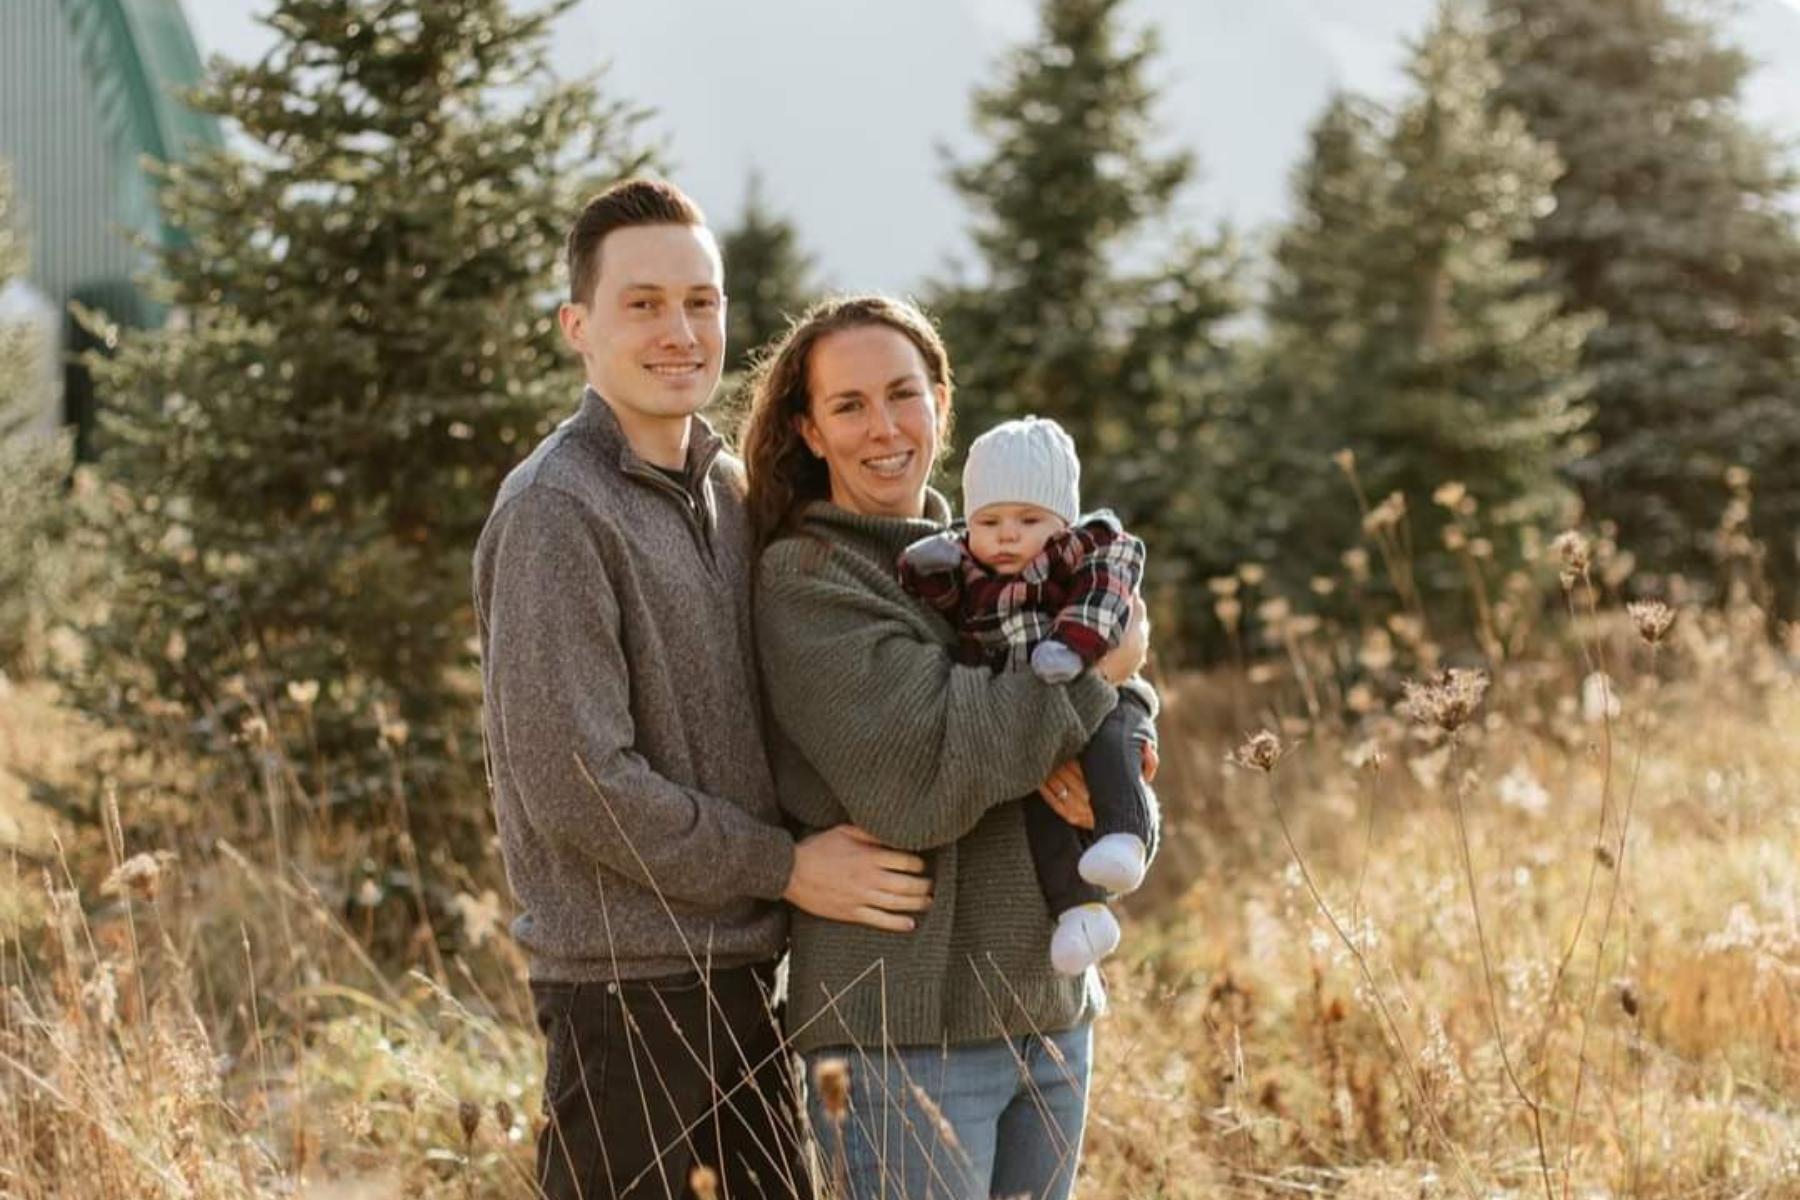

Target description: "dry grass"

left=2, top=547, right=1798, bottom=1197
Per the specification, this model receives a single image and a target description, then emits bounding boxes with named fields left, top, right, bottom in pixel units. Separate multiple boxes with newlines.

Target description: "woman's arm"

left=757, top=552, right=1117, bottom=853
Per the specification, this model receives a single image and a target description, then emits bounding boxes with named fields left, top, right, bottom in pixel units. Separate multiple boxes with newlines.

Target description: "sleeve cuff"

left=744, top=826, right=798, bottom=902
left=1065, top=670, right=1121, bottom=736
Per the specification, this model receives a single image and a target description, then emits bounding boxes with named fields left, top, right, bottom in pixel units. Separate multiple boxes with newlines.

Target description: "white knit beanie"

left=961, top=416, right=1081, bottom=524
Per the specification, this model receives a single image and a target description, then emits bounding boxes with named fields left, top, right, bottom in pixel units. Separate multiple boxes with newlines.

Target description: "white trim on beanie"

left=961, top=416, right=1081, bottom=524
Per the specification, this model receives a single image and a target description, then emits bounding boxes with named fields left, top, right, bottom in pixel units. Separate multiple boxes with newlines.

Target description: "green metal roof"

left=59, top=0, right=223, bottom=243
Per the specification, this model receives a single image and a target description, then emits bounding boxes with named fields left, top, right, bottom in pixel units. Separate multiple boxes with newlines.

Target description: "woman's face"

left=798, top=324, right=946, bottom=519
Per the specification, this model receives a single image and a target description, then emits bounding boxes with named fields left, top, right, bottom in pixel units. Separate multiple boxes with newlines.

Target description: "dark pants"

left=532, top=962, right=806, bottom=1200
left=1024, top=692, right=1160, bottom=916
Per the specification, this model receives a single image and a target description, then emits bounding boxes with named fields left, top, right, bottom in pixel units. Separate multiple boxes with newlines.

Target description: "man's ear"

left=557, top=301, right=588, bottom=357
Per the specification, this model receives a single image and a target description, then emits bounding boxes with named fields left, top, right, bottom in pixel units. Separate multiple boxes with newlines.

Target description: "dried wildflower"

left=813, top=1058, right=850, bottom=1125
left=1309, top=576, right=1337, bottom=597
left=1357, top=629, right=1396, bottom=673
left=1207, top=575, right=1240, bottom=597
left=1344, top=739, right=1386, bottom=772
left=1553, top=530, right=1591, bottom=589
left=493, top=1099, right=515, bottom=1133
left=457, top=1099, right=481, bottom=1142
left=1724, top=464, right=1751, bottom=490
left=101, top=850, right=177, bottom=902
left=1229, top=730, right=1285, bottom=773
left=373, top=702, right=409, bottom=748
left=1432, top=481, right=1467, bottom=510
left=1627, top=600, right=1676, bottom=646
left=1341, top=546, right=1371, bottom=583
left=1332, top=448, right=1356, bottom=473
left=1214, top=597, right=1242, bottom=630
left=1398, top=669, right=1490, bottom=733
left=1362, top=491, right=1407, bottom=534
left=1238, top=563, right=1267, bottom=587
left=1256, top=597, right=1291, bottom=626
left=1442, top=523, right=1468, bottom=551
left=690, top=1165, right=720, bottom=1200
left=286, top=679, right=320, bottom=706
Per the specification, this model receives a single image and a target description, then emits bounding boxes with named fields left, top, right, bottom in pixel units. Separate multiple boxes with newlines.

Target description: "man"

left=474, top=178, right=932, bottom=1200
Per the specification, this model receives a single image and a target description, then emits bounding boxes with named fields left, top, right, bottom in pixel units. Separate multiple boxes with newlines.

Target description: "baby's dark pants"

left=1024, top=690, right=1160, bottom=916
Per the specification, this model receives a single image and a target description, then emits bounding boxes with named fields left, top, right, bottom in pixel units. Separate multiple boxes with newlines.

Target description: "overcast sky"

left=173, top=0, right=1800, bottom=295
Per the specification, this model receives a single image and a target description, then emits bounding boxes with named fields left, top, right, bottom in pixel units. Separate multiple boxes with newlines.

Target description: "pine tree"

left=72, top=0, right=649, bottom=817
left=1261, top=4, right=1591, bottom=622
left=1490, top=0, right=1800, bottom=605
left=930, top=0, right=1244, bottom=646
left=720, top=172, right=816, bottom=376
left=0, top=161, right=74, bottom=675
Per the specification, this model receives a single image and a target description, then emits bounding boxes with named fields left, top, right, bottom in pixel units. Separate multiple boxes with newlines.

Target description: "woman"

left=741, top=294, right=1152, bottom=1200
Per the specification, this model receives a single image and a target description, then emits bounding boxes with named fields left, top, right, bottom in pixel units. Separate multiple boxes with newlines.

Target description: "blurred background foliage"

left=1, top=0, right=1797, bottom=832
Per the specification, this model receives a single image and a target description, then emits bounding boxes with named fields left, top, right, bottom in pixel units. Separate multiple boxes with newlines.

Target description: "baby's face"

left=967, top=503, right=1067, bottom=575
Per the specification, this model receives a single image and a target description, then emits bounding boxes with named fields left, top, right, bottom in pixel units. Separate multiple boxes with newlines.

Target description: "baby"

left=899, top=416, right=1158, bottom=975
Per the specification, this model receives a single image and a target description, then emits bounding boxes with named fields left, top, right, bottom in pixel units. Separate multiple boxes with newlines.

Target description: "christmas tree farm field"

left=1, top=606, right=1796, bottom=1199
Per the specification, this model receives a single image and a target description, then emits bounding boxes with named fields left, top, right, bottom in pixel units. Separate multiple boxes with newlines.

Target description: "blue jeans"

left=803, top=1024, right=1092, bottom=1200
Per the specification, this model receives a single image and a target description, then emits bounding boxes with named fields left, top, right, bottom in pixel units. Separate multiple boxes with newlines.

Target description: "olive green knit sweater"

left=755, top=494, right=1120, bottom=1054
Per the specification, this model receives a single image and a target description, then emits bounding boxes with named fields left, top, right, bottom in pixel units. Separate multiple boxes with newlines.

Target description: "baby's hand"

left=900, top=532, right=965, bottom=575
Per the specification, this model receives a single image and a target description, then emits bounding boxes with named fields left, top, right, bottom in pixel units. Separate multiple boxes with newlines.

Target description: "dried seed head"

left=1344, top=739, right=1386, bottom=772
left=1332, top=447, right=1356, bottom=473
left=457, top=1099, right=481, bottom=1143
left=1627, top=600, right=1675, bottom=646
left=1398, top=669, right=1491, bottom=733
left=1362, top=491, right=1407, bottom=534
left=1553, top=530, right=1591, bottom=589
left=1229, top=730, right=1284, bottom=773
left=689, top=1165, right=720, bottom=1200
left=1207, top=575, right=1240, bottom=597
left=101, top=850, right=177, bottom=902
left=286, top=679, right=320, bottom=707
left=1238, top=563, right=1267, bottom=587
left=1214, top=597, right=1242, bottom=630
left=1432, top=481, right=1467, bottom=510
left=813, top=1057, right=850, bottom=1125
left=493, top=1099, right=514, bottom=1132
left=908, top=1084, right=962, bottom=1151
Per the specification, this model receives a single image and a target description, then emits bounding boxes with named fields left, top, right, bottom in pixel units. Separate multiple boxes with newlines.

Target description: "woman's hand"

left=1141, top=737, right=1160, bottom=783
left=1097, top=595, right=1150, bottom=685
left=1038, top=760, right=1096, bottom=830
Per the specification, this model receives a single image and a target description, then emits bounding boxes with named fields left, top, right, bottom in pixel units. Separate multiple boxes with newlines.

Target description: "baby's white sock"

left=1050, top=902, right=1121, bottom=975
left=1079, top=832, right=1148, bottom=894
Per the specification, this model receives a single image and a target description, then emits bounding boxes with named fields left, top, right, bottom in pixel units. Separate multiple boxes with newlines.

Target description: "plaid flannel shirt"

left=898, top=510, right=1146, bottom=673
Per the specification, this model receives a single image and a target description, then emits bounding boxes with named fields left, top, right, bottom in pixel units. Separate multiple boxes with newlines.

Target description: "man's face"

left=967, top=503, right=1067, bottom=575
left=559, top=223, right=726, bottom=426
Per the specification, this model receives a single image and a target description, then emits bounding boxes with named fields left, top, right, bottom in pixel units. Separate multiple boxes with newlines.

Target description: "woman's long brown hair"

left=739, top=294, right=956, bottom=551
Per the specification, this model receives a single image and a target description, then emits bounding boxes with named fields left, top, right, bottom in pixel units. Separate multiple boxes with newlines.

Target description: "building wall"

left=0, top=0, right=147, bottom=314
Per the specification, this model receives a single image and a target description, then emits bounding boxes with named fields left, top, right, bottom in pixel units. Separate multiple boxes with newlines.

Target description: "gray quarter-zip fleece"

left=474, top=388, right=793, bottom=982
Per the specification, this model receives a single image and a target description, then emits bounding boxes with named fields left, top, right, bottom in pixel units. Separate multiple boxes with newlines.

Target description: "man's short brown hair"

left=565, top=178, right=708, bottom=305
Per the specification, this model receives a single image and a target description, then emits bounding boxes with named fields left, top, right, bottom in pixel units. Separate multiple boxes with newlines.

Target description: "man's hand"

left=1039, top=760, right=1096, bottom=830
left=784, top=825, right=933, bottom=932
left=1097, top=595, right=1150, bottom=684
